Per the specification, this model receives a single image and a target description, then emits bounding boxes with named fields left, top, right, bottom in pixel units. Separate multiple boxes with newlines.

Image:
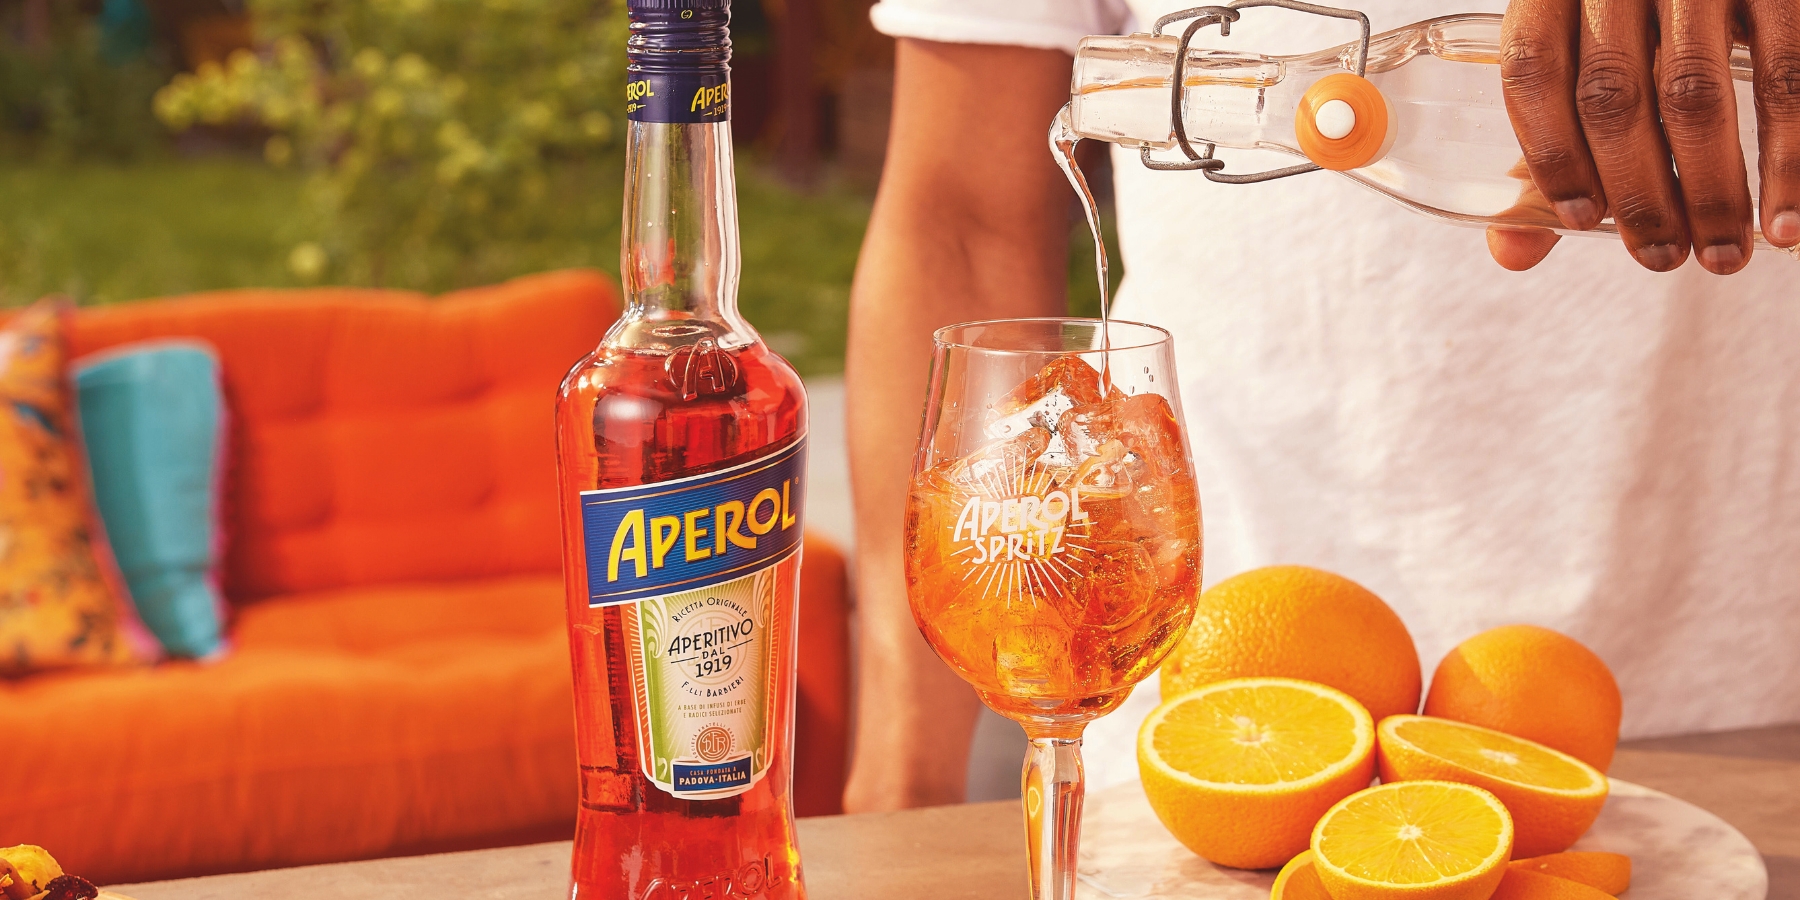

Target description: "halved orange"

left=1138, top=677, right=1375, bottom=869
left=1378, top=715, right=1608, bottom=857
left=1311, top=781, right=1513, bottom=900
left=1490, top=867, right=1614, bottom=899
left=1271, top=850, right=1333, bottom=900
left=1509, top=851, right=1630, bottom=895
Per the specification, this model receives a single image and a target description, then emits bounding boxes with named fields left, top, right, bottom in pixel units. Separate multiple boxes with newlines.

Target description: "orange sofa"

left=0, top=271, right=850, bottom=883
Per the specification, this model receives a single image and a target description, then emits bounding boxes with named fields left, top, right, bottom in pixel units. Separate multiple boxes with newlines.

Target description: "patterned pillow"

left=0, top=301, right=152, bottom=675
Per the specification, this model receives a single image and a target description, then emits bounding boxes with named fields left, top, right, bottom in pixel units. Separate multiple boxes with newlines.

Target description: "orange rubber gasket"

left=1295, top=73, right=1394, bottom=171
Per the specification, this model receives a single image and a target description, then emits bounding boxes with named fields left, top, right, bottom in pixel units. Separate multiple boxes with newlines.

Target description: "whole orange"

left=1159, top=565, right=1422, bottom=722
left=1424, top=625, right=1621, bottom=772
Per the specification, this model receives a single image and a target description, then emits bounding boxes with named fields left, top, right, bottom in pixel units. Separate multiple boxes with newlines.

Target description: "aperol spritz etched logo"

left=948, top=489, right=1089, bottom=563
left=930, top=422, right=1118, bottom=602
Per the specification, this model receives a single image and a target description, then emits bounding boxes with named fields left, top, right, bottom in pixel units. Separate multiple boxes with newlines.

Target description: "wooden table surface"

left=115, top=723, right=1800, bottom=900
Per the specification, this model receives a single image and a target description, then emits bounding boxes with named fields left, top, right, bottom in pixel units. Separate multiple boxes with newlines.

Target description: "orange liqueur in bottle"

left=555, top=1, right=808, bottom=896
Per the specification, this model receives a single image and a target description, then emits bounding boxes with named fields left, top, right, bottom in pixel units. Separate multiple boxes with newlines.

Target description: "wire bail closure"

left=1142, top=0, right=1372, bottom=184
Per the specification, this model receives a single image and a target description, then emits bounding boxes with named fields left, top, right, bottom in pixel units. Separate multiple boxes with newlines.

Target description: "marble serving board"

left=1076, top=779, right=1768, bottom=900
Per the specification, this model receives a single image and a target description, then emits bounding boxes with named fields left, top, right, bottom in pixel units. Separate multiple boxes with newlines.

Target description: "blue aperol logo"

left=580, top=438, right=805, bottom=606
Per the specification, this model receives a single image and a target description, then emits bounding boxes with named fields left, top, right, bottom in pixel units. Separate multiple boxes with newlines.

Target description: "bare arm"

left=842, top=39, right=1076, bottom=812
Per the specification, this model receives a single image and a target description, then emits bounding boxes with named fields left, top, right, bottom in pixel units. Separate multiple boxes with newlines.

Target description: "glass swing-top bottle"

left=1064, top=4, right=1798, bottom=258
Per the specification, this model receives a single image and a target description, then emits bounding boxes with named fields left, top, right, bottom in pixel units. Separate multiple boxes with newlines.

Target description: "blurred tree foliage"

left=153, top=0, right=628, bottom=288
left=0, top=2, right=172, bottom=160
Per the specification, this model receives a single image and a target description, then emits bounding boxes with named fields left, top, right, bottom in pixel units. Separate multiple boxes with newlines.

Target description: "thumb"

left=1487, top=226, right=1562, bottom=271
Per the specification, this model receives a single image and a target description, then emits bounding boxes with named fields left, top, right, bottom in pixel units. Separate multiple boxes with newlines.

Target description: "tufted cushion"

left=1, top=574, right=577, bottom=883
left=68, top=270, right=618, bottom=602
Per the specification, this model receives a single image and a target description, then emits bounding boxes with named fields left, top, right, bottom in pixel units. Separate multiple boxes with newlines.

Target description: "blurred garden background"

left=0, top=0, right=1113, bottom=377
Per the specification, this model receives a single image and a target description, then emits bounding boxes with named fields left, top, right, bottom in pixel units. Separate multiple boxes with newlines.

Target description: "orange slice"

left=1378, top=715, right=1608, bottom=857
left=1490, top=867, right=1614, bottom=899
left=1311, top=781, right=1513, bottom=900
left=1138, top=677, right=1375, bottom=869
left=1271, top=850, right=1334, bottom=900
left=1509, top=851, right=1630, bottom=894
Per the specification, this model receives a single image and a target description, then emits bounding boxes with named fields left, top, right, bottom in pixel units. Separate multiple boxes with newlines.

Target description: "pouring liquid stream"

left=1052, top=104, right=1114, bottom=385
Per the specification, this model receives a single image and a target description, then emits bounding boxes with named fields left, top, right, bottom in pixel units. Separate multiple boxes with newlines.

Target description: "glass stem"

left=1021, top=735, right=1085, bottom=900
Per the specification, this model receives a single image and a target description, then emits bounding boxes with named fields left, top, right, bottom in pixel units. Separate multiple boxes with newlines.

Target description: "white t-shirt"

left=873, top=0, right=1800, bottom=791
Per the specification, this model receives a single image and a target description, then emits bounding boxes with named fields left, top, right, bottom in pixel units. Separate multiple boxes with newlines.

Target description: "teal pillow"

left=75, top=341, right=227, bottom=660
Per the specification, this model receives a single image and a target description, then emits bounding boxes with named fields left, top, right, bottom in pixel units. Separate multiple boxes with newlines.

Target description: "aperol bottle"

left=554, top=1, right=808, bottom=897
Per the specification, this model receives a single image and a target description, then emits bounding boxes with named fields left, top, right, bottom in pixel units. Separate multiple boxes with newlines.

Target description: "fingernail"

left=1634, top=243, right=1684, bottom=271
left=1771, top=211, right=1800, bottom=245
left=1554, top=198, right=1600, bottom=230
left=1700, top=243, right=1746, bottom=273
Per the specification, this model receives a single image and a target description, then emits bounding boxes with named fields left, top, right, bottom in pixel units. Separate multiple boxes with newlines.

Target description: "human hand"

left=1489, top=0, right=1800, bottom=273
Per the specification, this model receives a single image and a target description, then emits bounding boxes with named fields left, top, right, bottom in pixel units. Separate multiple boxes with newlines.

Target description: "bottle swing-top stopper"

left=1295, top=73, right=1398, bottom=171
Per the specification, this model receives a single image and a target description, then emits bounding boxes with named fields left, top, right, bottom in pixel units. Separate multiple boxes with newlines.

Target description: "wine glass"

left=904, top=318, right=1203, bottom=900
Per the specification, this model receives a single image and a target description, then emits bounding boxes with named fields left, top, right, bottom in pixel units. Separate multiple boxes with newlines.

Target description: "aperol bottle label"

left=577, top=438, right=805, bottom=799
left=621, top=566, right=778, bottom=798
left=578, top=438, right=805, bottom=606
left=626, top=71, right=731, bottom=124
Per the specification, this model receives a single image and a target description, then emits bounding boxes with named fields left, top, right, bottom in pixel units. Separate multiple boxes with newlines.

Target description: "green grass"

left=0, top=159, right=308, bottom=306
left=0, top=156, right=1110, bottom=375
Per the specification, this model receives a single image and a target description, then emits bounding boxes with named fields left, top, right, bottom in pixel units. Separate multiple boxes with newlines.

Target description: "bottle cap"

left=627, top=0, right=727, bottom=9
left=1294, top=73, right=1396, bottom=171
left=626, top=0, right=731, bottom=123
left=626, top=0, right=730, bottom=60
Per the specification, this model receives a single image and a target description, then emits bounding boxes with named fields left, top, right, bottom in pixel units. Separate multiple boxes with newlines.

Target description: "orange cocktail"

left=906, top=357, right=1199, bottom=722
